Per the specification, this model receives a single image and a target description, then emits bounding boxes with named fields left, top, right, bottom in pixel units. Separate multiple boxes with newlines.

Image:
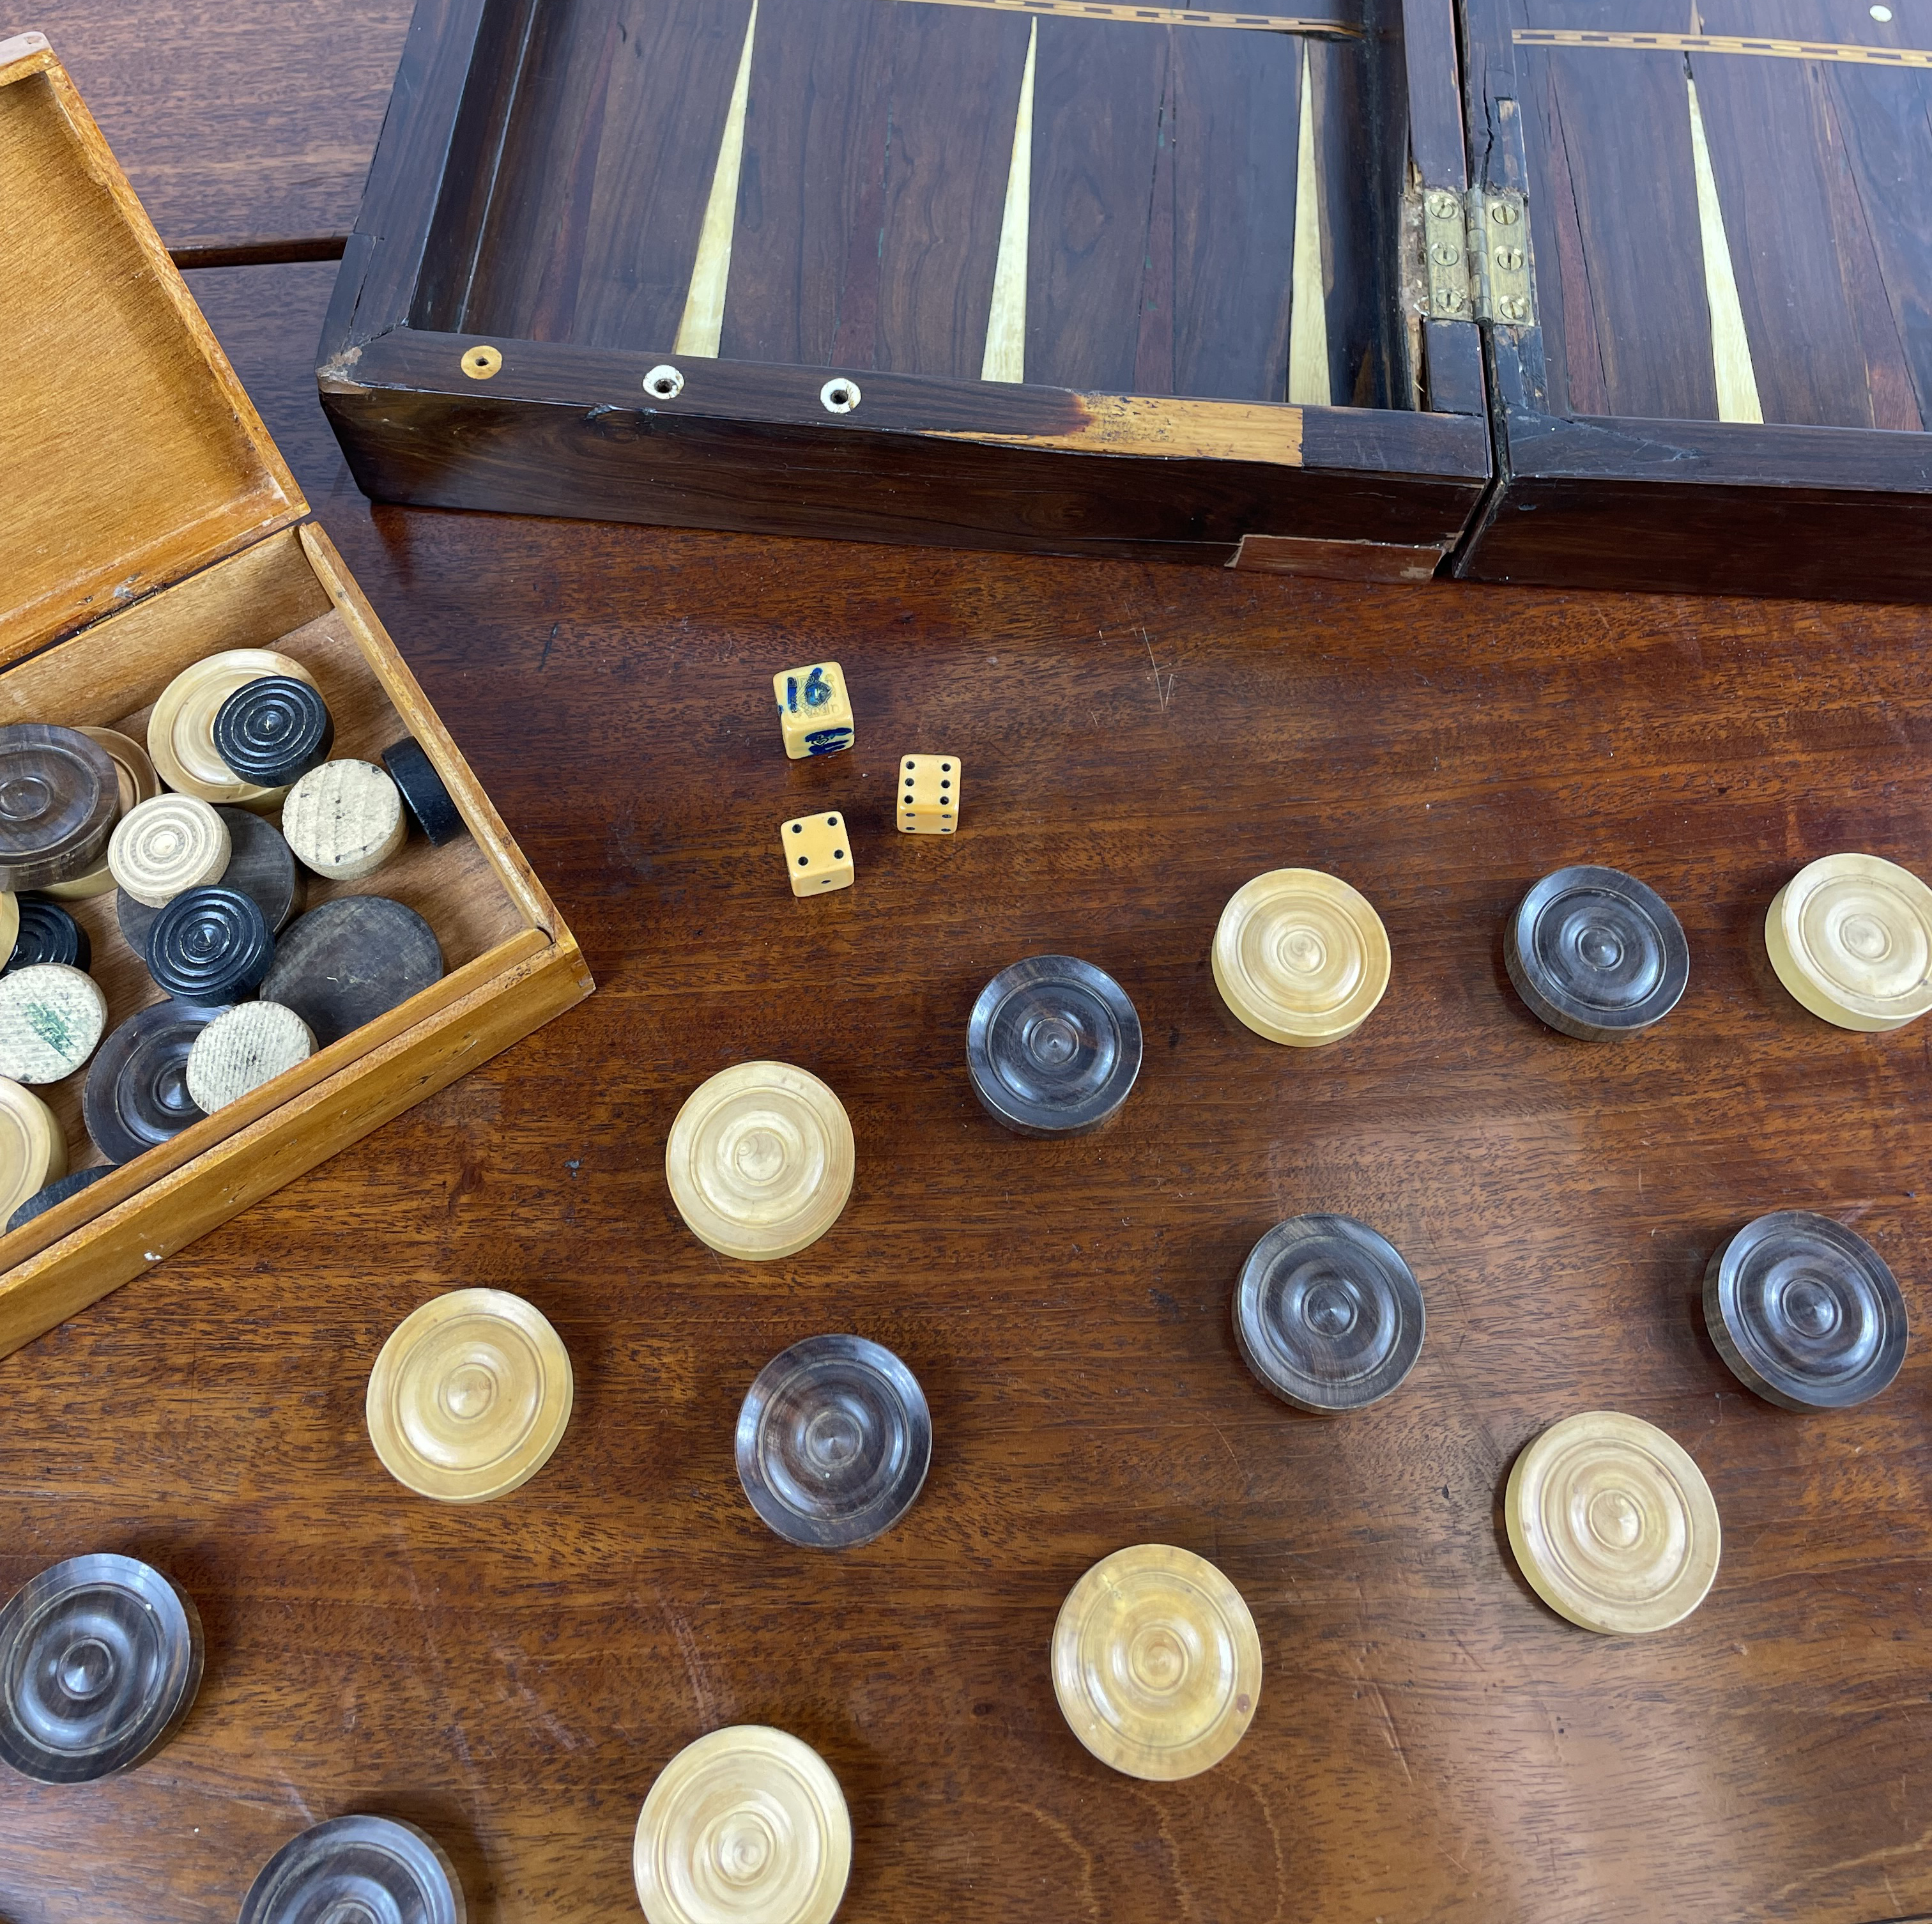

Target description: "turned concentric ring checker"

left=736, top=1335, right=931, bottom=1548
left=211, top=674, right=335, bottom=787
left=1506, top=1411, right=1721, bottom=1635
left=966, top=955, right=1142, bottom=1136
left=1052, top=1544, right=1262, bottom=1780
left=0, top=724, right=120, bottom=893
left=367, top=1288, right=574, bottom=1502
left=1213, top=868, right=1390, bottom=1046
left=1766, top=852, right=1932, bottom=1031
left=1506, top=865, right=1689, bottom=1039
left=108, top=794, right=230, bottom=908
left=82, top=1001, right=218, bottom=1164
left=634, top=1725, right=851, bottom=1924
left=0, top=1553, right=203, bottom=1783
left=148, top=647, right=319, bottom=808
left=1234, top=1214, right=1425, bottom=1412
left=665, top=1061, right=854, bottom=1260
left=42, top=728, right=160, bottom=902
left=1703, top=1211, right=1907, bottom=1411
left=238, top=1815, right=466, bottom=1924
left=5, top=895, right=88, bottom=974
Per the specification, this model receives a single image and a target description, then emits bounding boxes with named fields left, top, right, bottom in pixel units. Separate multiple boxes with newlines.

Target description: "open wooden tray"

left=0, top=33, right=593, bottom=1358
left=318, top=0, right=1493, bottom=577
left=1453, top=0, right=1932, bottom=600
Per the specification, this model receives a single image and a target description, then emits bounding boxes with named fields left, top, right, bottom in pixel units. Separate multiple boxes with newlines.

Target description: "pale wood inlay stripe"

left=1285, top=42, right=1329, bottom=404
left=896, top=0, right=1360, bottom=35
left=1516, top=27, right=1931, bottom=68
left=675, top=0, right=760, bottom=358
left=1685, top=73, right=1762, bottom=424
left=982, top=19, right=1038, bottom=385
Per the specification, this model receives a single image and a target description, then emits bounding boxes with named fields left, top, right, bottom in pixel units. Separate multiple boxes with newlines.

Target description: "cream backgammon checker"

left=1213, top=868, right=1392, bottom=1047
left=1505, top=1412, right=1721, bottom=1635
left=185, top=1003, right=316, bottom=1113
left=366, top=1288, right=574, bottom=1503
left=1766, top=852, right=1932, bottom=1033
left=0, top=1080, right=65, bottom=1226
left=107, top=794, right=231, bottom=907
left=666, top=1061, right=855, bottom=1260
left=635, top=1726, right=852, bottom=1924
left=146, top=648, right=318, bottom=809
left=280, top=758, right=407, bottom=881
left=0, top=33, right=592, bottom=1360
left=0, top=966, right=106, bottom=1085
left=1052, top=1544, right=1262, bottom=1781
left=43, top=729, right=160, bottom=900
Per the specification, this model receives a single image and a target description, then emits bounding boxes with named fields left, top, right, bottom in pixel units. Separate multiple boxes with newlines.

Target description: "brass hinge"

left=1468, top=187, right=1536, bottom=327
left=1414, top=186, right=1536, bottom=328
left=1420, top=188, right=1472, bottom=321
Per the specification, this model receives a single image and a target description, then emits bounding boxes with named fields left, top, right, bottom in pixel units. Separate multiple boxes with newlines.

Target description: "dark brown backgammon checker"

left=735, top=1335, right=932, bottom=1548
left=0, top=1553, right=203, bottom=1783
left=259, top=896, right=445, bottom=1049
left=0, top=724, right=120, bottom=893
left=1233, top=1214, right=1426, bottom=1412
left=237, top=1815, right=466, bottom=1924
left=1505, top=866, right=1690, bottom=1041
left=0, top=33, right=591, bottom=1358
left=1703, top=1212, right=1909, bottom=1412
left=82, top=1003, right=220, bottom=1166
left=966, top=955, right=1142, bottom=1136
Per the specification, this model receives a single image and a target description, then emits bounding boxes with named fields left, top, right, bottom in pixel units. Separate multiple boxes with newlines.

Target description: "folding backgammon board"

left=324, top=0, right=1932, bottom=599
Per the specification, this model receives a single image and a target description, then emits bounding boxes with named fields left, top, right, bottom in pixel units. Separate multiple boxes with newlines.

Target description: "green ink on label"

left=26, top=1003, right=73, bottom=1058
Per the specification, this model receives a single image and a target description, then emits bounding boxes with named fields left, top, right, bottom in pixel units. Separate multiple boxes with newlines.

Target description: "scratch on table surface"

left=1142, top=627, right=1177, bottom=712
left=659, top=1589, right=717, bottom=1725
left=1367, top=1680, right=1415, bottom=1785
left=1770, top=1821, right=1932, bottom=1902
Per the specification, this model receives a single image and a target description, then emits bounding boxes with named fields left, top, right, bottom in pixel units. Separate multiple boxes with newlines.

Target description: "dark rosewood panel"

left=720, top=0, right=1030, bottom=376
left=454, top=0, right=753, bottom=347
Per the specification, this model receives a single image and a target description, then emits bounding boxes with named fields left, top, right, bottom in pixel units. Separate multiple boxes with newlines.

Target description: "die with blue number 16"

left=772, top=661, right=855, bottom=760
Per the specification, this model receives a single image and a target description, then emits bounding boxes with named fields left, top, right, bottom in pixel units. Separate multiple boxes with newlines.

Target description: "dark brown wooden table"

left=4, top=12, right=1931, bottom=1923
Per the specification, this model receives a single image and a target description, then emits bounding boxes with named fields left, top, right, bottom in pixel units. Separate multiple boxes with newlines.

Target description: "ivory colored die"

left=772, top=661, right=854, bottom=759
left=898, top=755, right=962, bottom=834
left=780, top=812, right=855, bottom=897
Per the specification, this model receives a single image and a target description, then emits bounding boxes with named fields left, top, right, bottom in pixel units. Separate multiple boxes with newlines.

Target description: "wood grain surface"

left=18, top=1, right=414, bottom=262
left=3, top=254, right=1931, bottom=1924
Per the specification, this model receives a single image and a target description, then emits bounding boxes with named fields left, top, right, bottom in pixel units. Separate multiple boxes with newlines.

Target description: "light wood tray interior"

left=0, top=528, right=535, bottom=1185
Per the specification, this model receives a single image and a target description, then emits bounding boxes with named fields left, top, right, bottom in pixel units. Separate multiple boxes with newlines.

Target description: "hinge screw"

left=1426, top=190, right=1460, bottom=219
left=1497, top=294, right=1529, bottom=321
left=1434, top=288, right=1466, bottom=312
left=1494, top=246, right=1524, bottom=271
left=1491, top=200, right=1520, bottom=226
left=1430, top=242, right=1462, bottom=266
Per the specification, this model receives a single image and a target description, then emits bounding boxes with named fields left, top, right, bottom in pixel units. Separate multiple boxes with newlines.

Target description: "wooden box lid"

left=0, top=33, right=304, bottom=668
